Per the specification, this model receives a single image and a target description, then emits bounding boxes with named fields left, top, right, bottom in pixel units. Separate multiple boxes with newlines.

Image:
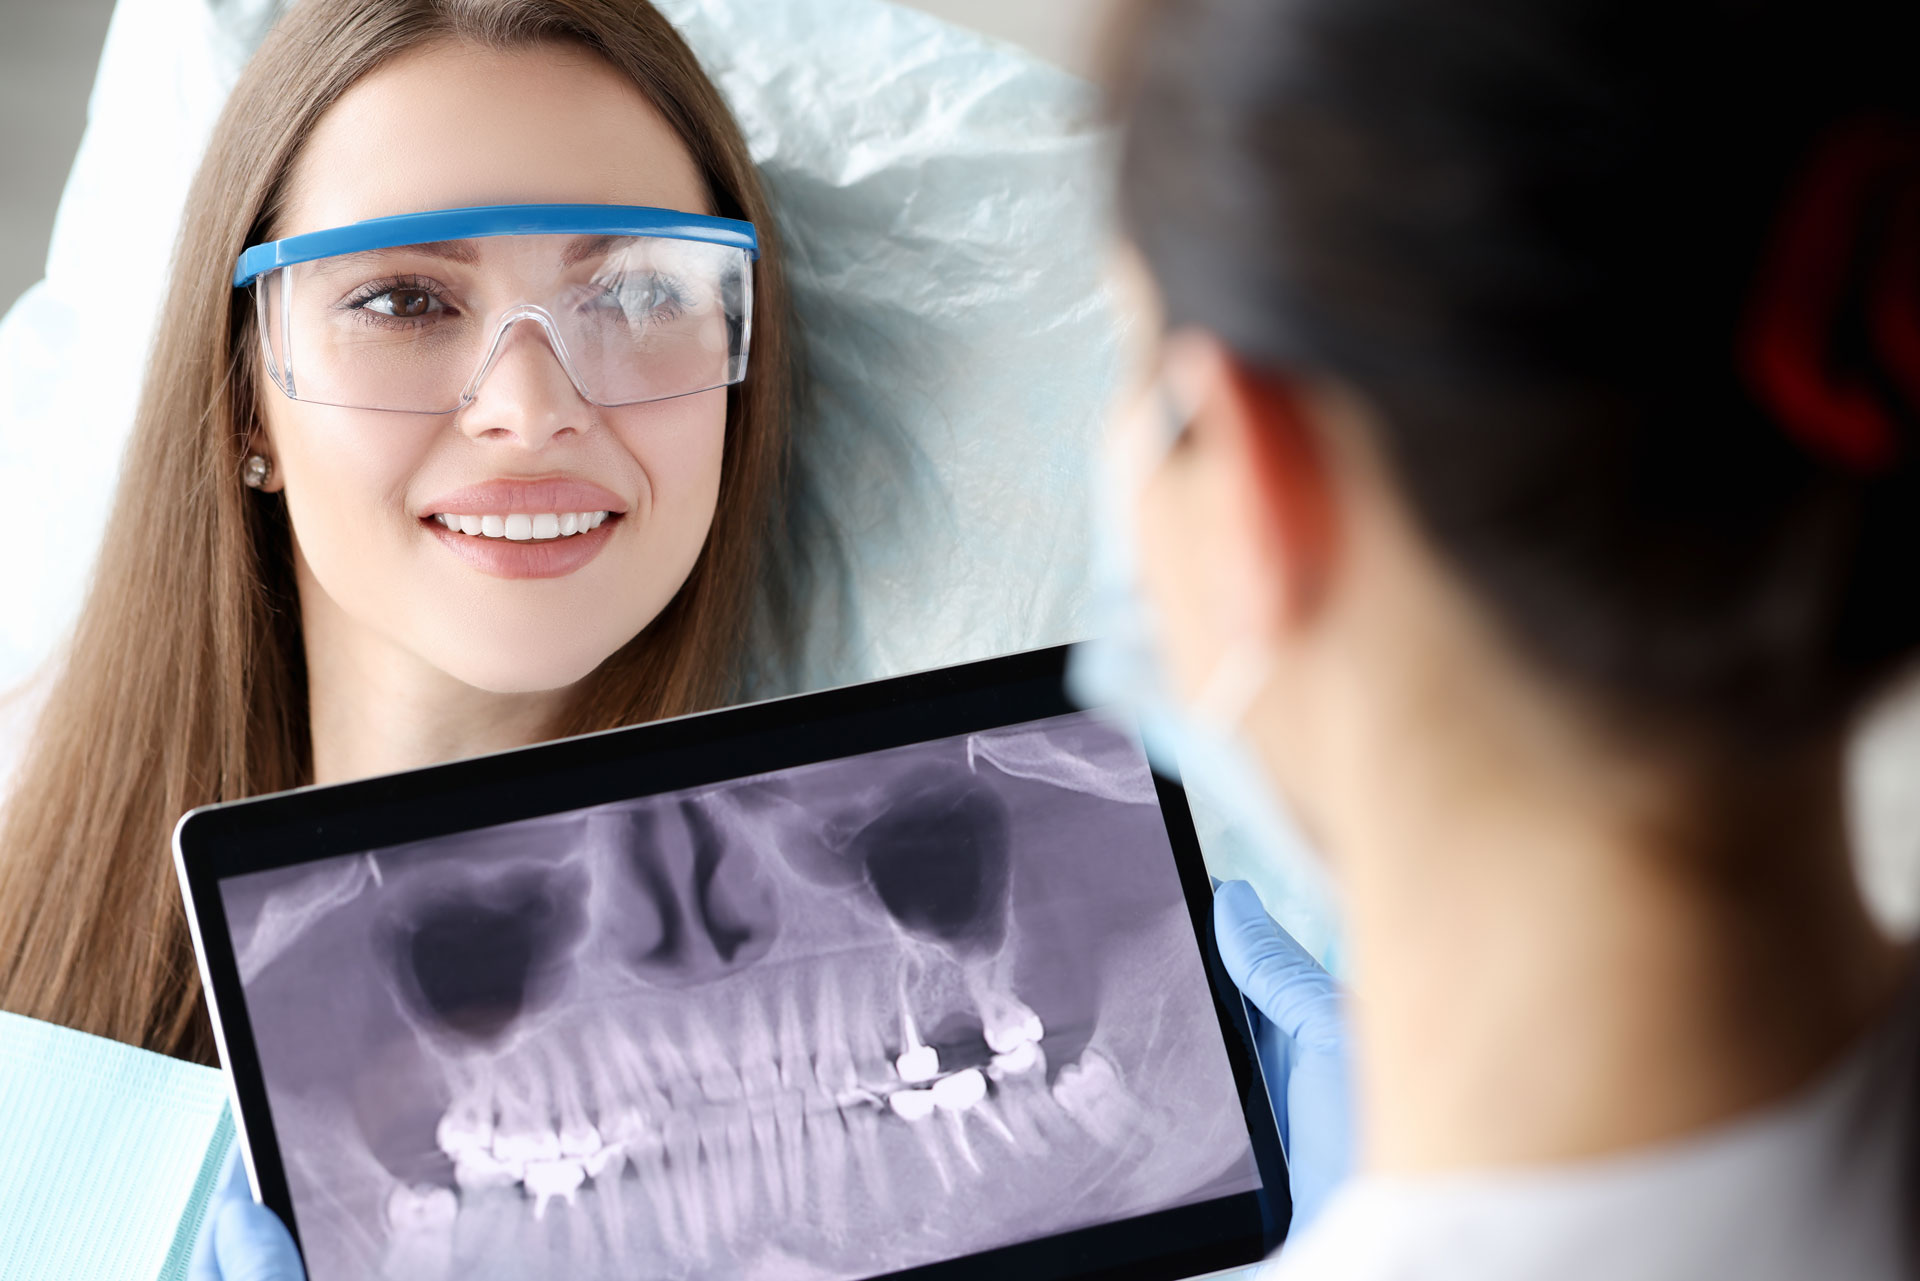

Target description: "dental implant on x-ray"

left=223, top=714, right=1261, bottom=1281
left=840, top=766, right=1050, bottom=1093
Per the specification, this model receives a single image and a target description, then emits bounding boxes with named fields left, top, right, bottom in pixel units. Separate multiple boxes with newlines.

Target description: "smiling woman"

left=0, top=0, right=798, bottom=1066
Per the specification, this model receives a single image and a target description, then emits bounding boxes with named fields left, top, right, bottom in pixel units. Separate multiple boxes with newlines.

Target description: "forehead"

left=278, top=37, right=713, bottom=237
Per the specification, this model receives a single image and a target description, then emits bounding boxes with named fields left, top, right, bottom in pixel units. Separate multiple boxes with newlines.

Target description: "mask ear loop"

left=1149, top=375, right=1192, bottom=461
left=1192, top=643, right=1275, bottom=737
left=1147, top=367, right=1280, bottom=736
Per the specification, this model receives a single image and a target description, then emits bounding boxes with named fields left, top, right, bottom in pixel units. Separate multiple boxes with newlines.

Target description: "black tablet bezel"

left=174, top=644, right=1291, bottom=1280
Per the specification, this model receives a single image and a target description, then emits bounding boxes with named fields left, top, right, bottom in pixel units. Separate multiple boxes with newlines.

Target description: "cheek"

left=270, top=402, right=422, bottom=586
left=607, top=390, right=727, bottom=564
left=262, top=389, right=730, bottom=697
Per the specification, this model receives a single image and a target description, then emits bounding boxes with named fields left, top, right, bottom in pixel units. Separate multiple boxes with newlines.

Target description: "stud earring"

left=243, top=453, right=272, bottom=489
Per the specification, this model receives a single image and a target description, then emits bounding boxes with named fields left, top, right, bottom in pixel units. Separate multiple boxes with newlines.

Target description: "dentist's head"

left=1108, top=0, right=1918, bottom=1174
left=0, top=0, right=796, bottom=1062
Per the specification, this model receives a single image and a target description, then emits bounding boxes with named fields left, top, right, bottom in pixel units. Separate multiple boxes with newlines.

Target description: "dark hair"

left=1115, top=0, right=1920, bottom=744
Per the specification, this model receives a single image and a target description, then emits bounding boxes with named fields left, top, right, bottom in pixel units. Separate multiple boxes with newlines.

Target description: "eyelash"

left=600, top=273, right=693, bottom=318
left=341, top=275, right=450, bottom=328
left=337, top=273, right=694, bottom=326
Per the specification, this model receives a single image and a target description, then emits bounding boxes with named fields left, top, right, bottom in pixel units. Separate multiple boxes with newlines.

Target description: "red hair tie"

left=1740, top=117, right=1920, bottom=473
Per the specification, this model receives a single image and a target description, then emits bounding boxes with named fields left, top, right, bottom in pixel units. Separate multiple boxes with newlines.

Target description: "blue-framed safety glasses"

left=232, top=204, right=758, bottom=414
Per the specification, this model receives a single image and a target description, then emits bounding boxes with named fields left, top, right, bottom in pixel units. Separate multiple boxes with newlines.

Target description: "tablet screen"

left=214, top=707, right=1265, bottom=1280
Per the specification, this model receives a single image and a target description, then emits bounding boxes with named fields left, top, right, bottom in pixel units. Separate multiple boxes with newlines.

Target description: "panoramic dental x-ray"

left=220, top=711, right=1260, bottom=1280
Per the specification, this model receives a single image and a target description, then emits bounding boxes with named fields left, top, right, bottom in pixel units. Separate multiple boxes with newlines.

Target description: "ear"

left=1165, top=333, right=1340, bottom=632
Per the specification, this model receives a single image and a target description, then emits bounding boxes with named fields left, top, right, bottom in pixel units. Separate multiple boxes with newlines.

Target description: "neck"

left=299, top=567, right=570, bottom=787
left=1304, top=671, right=1905, bottom=1173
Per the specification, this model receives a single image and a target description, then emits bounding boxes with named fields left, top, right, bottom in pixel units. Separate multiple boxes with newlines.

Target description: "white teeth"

left=944, top=1109, right=986, bottom=1176
left=888, top=1087, right=938, bottom=1123
left=434, top=510, right=612, bottom=540
left=435, top=1097, right=494, bottom=1158
left=982, top=994, right=1046, bottom=1054
left=442, top=982, right=1069, bottom=1256
left=494, top=1126, right=560, bottom=1166
left=989, top=1040, right=1042, bottom=1078
left=806, top=1098, right=851, bottom=1234
left=1051, top=1049, right=1148, bottom=1151
left=712, top=1111, right=751, bottom=1240
left=661, top=1111, right=711, bottom=1255
left=452, top=1146, right=522, bottom=1192
left=382, top=1183, right=457, bottom=1280
left=749, top=1101, right=786, bottom=1218
left=385, top=1183, right=457, bottom=1233
left=895, top=1044, right=940, bottom=1084
left=599, top=1103, right=651, bottom=1151
left=931, top=1068, right=988, bottom=1113
left=771, top=1091, right=806, bottom=1219
left=581, top=1140, right=626, bottom=1180
left=521, top=1157, right=585, bottom=1219
left=557, top=1119, right=601, bottom=1159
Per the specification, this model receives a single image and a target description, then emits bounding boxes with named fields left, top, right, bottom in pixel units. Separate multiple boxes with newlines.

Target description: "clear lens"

left=257, top=233, right=752, bottom=413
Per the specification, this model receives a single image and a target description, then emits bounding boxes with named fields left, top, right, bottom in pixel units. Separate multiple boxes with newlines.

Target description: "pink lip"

left=419, top=476, right=629, bottom=517
left=423, top=512, right=620, bottom=580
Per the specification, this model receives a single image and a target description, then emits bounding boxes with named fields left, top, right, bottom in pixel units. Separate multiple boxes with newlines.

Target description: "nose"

left=458, top=311, right=588, bottom=448
left=596, top=797, right=782, bottom=989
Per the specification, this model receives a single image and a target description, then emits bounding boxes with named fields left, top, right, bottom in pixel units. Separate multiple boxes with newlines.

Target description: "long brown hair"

left=0, top=0, right=796, bottom=1064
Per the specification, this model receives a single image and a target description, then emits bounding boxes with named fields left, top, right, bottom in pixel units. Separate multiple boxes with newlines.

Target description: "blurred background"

left=0, top=0, right=1120, bottom=315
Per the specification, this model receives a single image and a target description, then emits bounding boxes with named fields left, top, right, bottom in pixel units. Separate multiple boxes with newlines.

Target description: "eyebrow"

left=560, top=234, right=636, bottom=267
left=308, top=239, right=482, bottom=275
left=307, top=233, right=636, bottom=276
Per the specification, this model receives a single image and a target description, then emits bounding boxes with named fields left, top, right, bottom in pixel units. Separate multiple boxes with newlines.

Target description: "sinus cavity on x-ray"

left=219, top=710, right=1263, bottom=1280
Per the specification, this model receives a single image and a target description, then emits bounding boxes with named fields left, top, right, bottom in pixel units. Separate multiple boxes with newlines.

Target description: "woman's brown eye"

left=389, top=288, right=430, bottom=317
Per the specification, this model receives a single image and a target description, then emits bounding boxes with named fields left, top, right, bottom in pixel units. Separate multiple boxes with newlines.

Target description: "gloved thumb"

left=191, top=1143, right=306, bottom=1281
left=213, top=1197, right=305, bottom=1281
left=1214, top=880, right=1343, bottom=1053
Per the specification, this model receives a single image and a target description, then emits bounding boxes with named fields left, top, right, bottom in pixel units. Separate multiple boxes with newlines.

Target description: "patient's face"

left=255, top=38, right=727, bottom=695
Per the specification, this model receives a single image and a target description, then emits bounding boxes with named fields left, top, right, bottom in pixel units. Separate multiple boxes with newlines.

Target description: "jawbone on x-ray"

left=221, top=711, right=1262, bottom=1280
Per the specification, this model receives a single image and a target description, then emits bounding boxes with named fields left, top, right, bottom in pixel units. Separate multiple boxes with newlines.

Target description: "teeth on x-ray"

left=221, top=711, right=1263, bottom=1281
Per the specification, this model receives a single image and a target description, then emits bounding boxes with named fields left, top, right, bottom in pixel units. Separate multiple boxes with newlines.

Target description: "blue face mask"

left=1065, top=384, right=1346, bottom=971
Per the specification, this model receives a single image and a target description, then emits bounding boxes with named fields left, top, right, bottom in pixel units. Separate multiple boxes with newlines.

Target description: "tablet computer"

left=175, top=645, right=1289, bottom=1281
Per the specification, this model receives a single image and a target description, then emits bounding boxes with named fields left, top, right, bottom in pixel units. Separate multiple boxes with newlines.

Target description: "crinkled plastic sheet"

left=654, top=0, right=1123, bottom=693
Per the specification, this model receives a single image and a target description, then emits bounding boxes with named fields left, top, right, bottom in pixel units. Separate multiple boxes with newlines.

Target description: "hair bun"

left=1740, top=116, right=1920, bottom=474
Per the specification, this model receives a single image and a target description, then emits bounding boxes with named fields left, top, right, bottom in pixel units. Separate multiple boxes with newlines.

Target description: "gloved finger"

left=189, top=1142, right=307, bottom=1281
left=213, top=1196, right=306, bottom=1281
left=189, top=1144, right=251, bottom=1281
left=1214, top=880, right=1344, bottom=1052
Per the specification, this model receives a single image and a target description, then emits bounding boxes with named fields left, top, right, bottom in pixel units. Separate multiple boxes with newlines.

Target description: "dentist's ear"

left=1158, top=332, right=1342, bottom=643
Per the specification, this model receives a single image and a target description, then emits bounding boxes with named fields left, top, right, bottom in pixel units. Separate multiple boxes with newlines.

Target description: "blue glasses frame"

left=232, top=203, right=760, bottom=288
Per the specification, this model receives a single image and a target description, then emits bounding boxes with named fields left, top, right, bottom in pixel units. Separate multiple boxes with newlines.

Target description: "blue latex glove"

left=188, top=1143, right=307, bottom=1281
left=1214, top=879, right=1353, bottom=1232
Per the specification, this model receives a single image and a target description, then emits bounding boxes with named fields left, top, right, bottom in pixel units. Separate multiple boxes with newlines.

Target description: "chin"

left=431, top=637, right=628, bottom=698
